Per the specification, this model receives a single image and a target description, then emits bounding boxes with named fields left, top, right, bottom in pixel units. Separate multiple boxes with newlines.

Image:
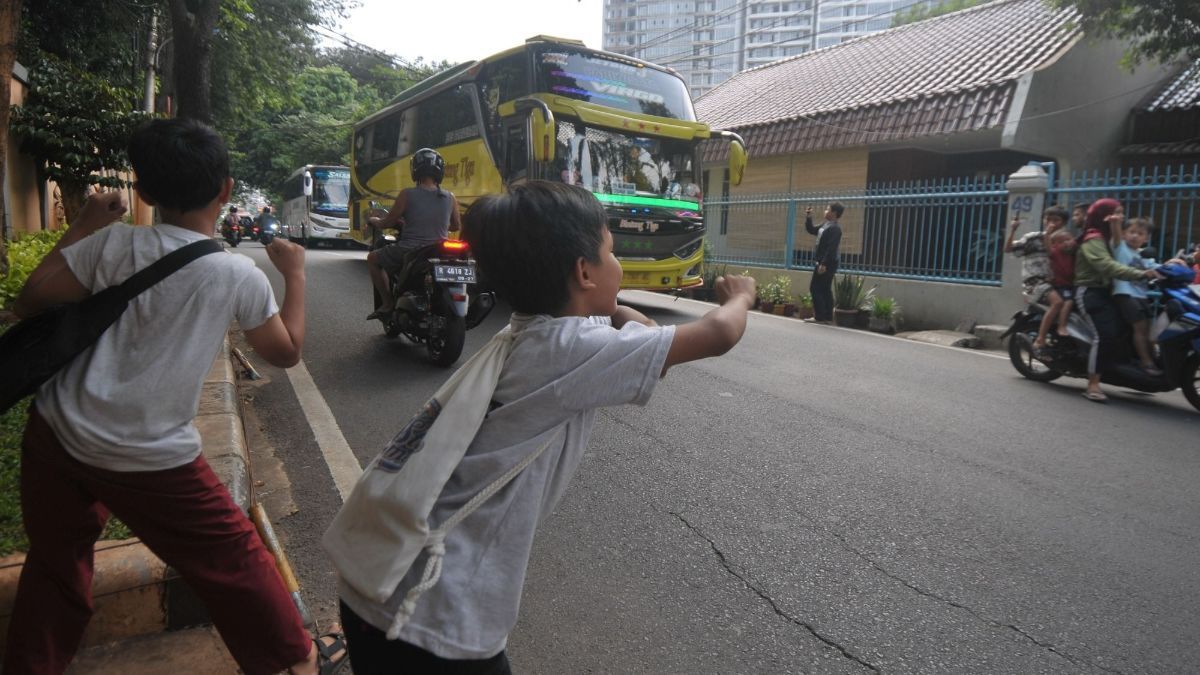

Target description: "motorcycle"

left=258, top=216, right=280, bottom=245
left=221, top=219, right=241, bottom=247
left=1003, top=263, right=1200, bottom=412
left=372, top=236, right=495, bottom=367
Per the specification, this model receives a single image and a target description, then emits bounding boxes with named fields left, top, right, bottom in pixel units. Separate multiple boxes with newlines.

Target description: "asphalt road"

left=232, top=241, right=1200, bottom=674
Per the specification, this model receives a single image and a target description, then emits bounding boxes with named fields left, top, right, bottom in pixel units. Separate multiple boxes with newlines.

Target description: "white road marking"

left=284, top=359, right=362, bottom=502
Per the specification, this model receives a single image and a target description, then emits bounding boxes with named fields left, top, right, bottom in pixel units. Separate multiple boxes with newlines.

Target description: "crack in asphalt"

left=671, top=512, right=881, bottom=673
left=816, top=527, right=1126, bottom=675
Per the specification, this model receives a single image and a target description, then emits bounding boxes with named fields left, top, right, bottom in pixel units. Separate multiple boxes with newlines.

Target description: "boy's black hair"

left=128, top=118, right=230, bottom=213
left=1044, top=205, right=1069, bottom=223
left=828, top=202, right=845, bottom=218
left=462, top=181, right=607, bottom=315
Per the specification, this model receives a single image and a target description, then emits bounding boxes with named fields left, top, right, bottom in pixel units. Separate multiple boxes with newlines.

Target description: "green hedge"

left=1, top=229, right=67, bottom=310
left=0, top=240, right=133, bottom=556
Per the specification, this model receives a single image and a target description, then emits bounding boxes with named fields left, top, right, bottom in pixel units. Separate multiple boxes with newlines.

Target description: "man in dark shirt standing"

left=805, top=202, right=844, bottom=324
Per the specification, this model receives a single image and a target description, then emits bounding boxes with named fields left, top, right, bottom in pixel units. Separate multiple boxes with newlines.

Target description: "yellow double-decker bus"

left=348, top=35, right=746, bottom=290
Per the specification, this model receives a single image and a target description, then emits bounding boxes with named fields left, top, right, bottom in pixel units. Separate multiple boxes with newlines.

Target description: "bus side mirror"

left=303, top=172, right=313, bottom=197
left=530, top=111, right=555, bottom=163
left=514, top=97, right=556, bottom=163
left=728, top=140, right=747, bottom=187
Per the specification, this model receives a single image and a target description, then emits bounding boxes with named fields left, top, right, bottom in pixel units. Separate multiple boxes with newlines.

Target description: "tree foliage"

left=9, top=53, right=148, bottom=223
left=1051, top=0, right=1200, bottom=65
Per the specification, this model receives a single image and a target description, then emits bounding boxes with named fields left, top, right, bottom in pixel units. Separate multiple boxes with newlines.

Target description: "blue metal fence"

left=1046, top=163, right=1200, bottom=260
left=704, top=163, right=1200, bottom=287
left=704, top=175, right=1010, bottom=285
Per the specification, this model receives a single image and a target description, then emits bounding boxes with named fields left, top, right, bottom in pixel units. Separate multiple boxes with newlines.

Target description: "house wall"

left=1006, top=39, right=1179, bottom=174
left=5, top=65, right=46, bottom=237
left=706, top=147, right=870, bottom=257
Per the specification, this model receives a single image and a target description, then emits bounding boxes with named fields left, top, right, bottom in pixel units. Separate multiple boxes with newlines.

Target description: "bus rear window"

left=534, top=47, right=695, bottom=121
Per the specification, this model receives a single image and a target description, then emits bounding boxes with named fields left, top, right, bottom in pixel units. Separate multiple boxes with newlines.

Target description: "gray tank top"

left=399, top=186, right=453, bottom=249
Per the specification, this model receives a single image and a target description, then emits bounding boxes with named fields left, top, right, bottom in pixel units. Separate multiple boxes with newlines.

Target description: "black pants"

left=810, top=270, right=834, bottom=321
left=340, top=601, right=513, bottom=675
left=1079, top=286, right=1129, bottom=375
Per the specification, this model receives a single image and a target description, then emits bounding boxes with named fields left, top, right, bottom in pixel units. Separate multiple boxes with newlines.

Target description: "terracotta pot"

left=832, top=308, right=859, bottom=327
left=772, top=305, right=786, bottom=315
left=759, top=302, right=775, bottom=314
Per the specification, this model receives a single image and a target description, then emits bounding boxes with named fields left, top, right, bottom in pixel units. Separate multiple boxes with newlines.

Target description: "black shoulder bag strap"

left=112, top=237, right=225, bottom=301
left=0, top=237, right=225, bottom=413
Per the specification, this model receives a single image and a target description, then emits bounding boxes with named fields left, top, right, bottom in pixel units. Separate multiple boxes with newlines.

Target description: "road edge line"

left=284, top=359, right=362, bottom=502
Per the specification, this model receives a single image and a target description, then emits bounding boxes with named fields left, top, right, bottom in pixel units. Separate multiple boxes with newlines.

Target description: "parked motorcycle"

left=372, top=237, right=495, bottom=367
left=1003, top=263, right=1200, bottom=411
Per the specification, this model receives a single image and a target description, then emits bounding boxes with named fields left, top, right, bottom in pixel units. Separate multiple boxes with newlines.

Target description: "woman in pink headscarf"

left=1072, top=198, right=1161, bottom=402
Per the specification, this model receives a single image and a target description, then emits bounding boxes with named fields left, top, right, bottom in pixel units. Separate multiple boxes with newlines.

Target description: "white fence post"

left=1002, top=164, right=1049, bottom=297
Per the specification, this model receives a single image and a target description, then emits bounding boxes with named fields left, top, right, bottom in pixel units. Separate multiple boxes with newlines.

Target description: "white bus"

left=279, top=165, right=353, bottom=247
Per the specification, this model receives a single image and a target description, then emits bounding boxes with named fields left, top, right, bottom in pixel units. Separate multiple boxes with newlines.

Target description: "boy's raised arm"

left=661, top=275, right=756, bottom=375
left=244, top=239, right=306, bottom=368
left=13, top=192, right=128, bottom=318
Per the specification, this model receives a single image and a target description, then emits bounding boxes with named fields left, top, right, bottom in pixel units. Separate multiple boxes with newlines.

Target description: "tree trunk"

left=167, top=0, right=219, bottom=124
left=0, top=0, right=22, bottom=278
left=59, top=181, right=87, bottom=227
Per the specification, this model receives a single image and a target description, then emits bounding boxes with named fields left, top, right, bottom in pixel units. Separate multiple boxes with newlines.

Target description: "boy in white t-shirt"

left=336, top=181, right=756, bottom=673
left=7, top=119, right=343, bottom=675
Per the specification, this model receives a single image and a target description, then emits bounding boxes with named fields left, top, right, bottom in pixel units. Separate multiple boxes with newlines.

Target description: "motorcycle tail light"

left=441, top=239, right=468, bottom=255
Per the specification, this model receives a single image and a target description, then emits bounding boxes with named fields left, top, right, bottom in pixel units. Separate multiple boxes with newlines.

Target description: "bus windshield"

left=555, top=120, right=701, bottom=204
left=534, top=47, right=695, bottom=121
left=312, top=168, right=350, bottom=217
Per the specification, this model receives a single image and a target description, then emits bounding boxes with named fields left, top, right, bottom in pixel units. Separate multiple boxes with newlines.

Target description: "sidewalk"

left=0, top=335, right=250, bottom=670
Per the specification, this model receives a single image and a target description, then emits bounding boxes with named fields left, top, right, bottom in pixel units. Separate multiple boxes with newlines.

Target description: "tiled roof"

left=1119, top=139, right=1200, bottom=156
left=1143, top=62, right=1200, bottom=111
left=695, top=0, right=1079, bottom=156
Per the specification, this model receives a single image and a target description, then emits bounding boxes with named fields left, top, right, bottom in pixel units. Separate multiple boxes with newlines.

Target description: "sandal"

left=315, top=631, right=349, bottom=675
left=1083, top=390, right=1108, bottom=403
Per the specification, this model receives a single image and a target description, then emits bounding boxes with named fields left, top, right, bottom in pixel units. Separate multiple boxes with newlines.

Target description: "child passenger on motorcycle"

left=1111, top=217, right=1161, bottom=375
left=1004, top=206, right=1071, bottom=351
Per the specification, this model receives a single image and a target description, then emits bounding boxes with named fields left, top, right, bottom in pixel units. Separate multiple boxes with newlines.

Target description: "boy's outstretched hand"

left=715, top=274, right=756, bottom=306
left=265, top=238, right=305, bottom=277
left=75, top=191, right=128, bottom=234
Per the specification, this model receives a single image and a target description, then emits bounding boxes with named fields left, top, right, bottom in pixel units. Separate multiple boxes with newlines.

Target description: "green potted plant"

left=767, top=275, right=791, bottom=315
left=795, top=293, right=814, bottom=319
left=758, top=278, right=779, bottom=314
left=868, top=296, right=900, bottom=334
left=832, top=274, right=874, bottom=327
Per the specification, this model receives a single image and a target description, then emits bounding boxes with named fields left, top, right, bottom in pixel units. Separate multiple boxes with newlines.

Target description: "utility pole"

left=137, top=7, right=159, bottom=226
left=143, top=8, right=157, bottom=113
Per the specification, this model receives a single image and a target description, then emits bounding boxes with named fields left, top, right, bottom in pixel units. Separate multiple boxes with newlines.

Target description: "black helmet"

left=410, top=148, right=445, bottom=184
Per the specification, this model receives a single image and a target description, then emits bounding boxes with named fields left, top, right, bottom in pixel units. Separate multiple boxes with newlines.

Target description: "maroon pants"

left=3, top=409, right=311, bottom=675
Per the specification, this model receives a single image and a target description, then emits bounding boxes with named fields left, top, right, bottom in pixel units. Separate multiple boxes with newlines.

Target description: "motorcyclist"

left=365, top=148, right=462, bottom=320
left=1073, top=198, right=1161, bottom=402
left=221, top=205, right=240, bottom=239
left=253, top=206, right=277, bottom=235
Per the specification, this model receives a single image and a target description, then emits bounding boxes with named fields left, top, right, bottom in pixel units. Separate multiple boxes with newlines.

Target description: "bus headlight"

left=673, top=238, right=702, bottom=261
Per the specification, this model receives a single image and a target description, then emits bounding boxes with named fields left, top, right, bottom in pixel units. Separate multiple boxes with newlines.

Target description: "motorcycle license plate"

left=434, top=263, right=476, bottom=284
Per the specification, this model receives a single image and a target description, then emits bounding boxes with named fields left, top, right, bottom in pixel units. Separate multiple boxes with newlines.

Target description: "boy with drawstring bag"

left=324, top=181, right=757, bottom=673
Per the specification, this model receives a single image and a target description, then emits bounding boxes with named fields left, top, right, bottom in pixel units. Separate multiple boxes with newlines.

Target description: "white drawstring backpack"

left=322, top=323, right=563, bottom=639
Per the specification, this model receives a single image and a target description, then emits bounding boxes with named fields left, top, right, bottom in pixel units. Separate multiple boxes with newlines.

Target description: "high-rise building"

left=603, top=0, right=950, bottom=99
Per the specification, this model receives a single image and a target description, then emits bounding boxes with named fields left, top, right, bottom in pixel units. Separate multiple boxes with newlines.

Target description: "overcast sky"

left=334, top=0, right=605, bottom=65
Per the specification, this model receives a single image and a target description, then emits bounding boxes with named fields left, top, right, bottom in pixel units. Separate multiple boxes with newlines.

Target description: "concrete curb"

left=0, top=334, right=251, bottom=649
